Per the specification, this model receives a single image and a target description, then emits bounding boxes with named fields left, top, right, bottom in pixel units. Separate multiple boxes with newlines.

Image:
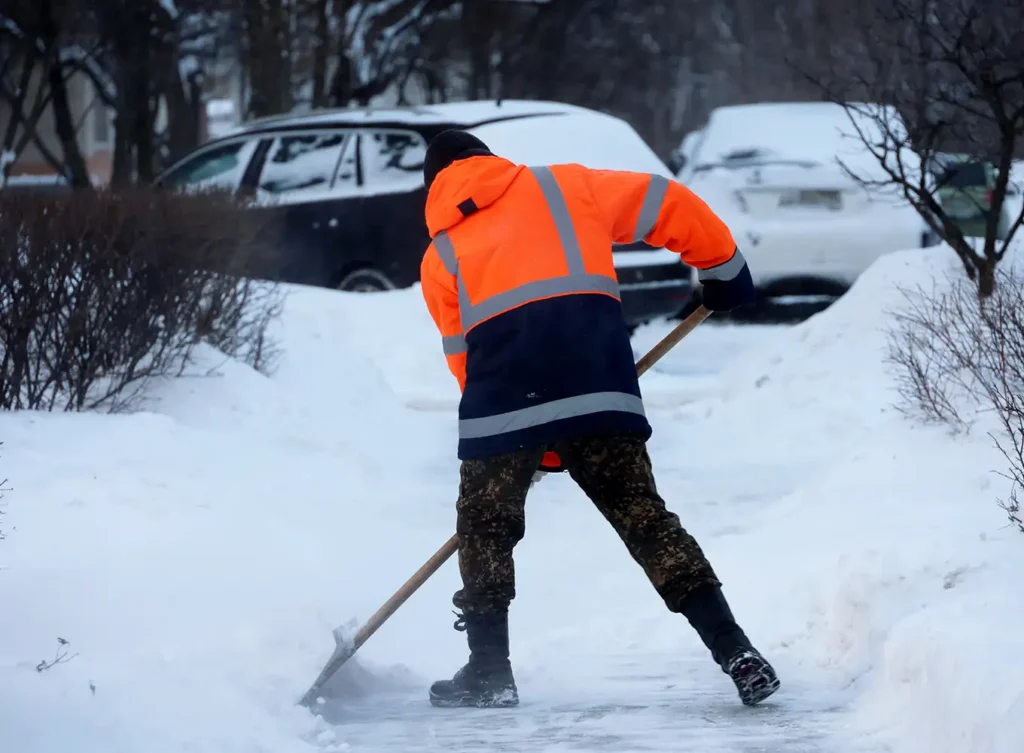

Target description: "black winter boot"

left=679, top=584, right=780, bottom=706
left=429, top=609, right=519, bottom=708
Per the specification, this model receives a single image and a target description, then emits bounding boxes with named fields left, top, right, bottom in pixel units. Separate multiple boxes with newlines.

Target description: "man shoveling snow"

left=419, top=129, right=779, bottom=710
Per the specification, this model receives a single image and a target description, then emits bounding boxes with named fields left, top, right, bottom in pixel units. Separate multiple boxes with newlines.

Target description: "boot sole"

left=729, top=654, right=780, bottom=706
left=429, top=689, right=519, bottom=709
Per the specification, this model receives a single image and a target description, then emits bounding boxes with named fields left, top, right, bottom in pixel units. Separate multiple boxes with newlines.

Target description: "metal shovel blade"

left=298, top=623, right=357, bottom=709
left=296, top=534, right=460, bottom=708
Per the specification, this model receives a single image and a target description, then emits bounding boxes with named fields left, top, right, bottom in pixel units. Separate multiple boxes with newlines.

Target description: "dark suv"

left=154, top=99, right=695, bottom=327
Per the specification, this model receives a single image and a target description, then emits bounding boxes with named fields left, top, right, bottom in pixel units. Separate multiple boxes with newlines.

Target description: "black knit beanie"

left=423, top=130, right=493, bottom=189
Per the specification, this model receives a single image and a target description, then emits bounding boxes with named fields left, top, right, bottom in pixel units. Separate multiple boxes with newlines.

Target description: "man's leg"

left=429, top=447, right=543, bottom=708
left=554, top=433, right=780, bottom=706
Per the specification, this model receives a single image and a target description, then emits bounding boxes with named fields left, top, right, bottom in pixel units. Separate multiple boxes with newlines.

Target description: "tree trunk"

left=328, top=53, right=353, bottom=106
left=38, top=0, right=91, bottom=187
left=311, top=0, right=330, bottom=108
left=153, top=2, right=195, bottom=171
left=110, top=39, right=135, bottom=190
left=463, top=3, right=489, bottom=99
left=243, top=0, right=293, bottom=117
left=133, top=63, right=155, bottom=183
left=164, top=68, right=197, bottom=164
left=2, top=49, right=38, bottom=159
left=111, top=106, right=133, bottom=186
left=46, top=59, right=91, bottom=187
left=977, top=256, right=997, bottom=300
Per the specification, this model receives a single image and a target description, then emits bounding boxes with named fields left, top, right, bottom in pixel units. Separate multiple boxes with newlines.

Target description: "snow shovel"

left=298, top=304, right=714, bottom=709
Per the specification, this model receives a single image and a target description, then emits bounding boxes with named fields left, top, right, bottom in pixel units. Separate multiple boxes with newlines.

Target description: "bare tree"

left=156, top=1, right=226, bottom=165
left=77, top=0, right=231, bottom=182
left=0, top=0, right=93, bottom=187
left=329, top=0, right=460, bottom=107
left=424, top=0, right=846, bottom=158
left=795, top=0, right=1024, bottom=298
left=9, top=0, right=960, bottom=185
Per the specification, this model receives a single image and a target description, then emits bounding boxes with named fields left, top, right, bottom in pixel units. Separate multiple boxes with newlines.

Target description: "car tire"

left=335, top=267, right=395, bottom=293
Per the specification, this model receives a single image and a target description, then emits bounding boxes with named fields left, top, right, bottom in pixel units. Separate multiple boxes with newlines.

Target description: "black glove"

left=700, top=258, right=755, bottom=312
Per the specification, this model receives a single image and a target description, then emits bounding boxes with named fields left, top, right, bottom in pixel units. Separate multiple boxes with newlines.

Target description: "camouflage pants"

left=453, top=433, right=721, bottom=617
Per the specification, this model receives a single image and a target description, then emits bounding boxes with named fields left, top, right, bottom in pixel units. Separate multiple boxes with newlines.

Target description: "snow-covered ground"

left=1, top=244, right=1022, bottom=753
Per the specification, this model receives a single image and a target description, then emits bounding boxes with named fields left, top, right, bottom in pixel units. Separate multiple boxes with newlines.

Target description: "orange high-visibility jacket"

left=420, top=155, right=745, bottom=461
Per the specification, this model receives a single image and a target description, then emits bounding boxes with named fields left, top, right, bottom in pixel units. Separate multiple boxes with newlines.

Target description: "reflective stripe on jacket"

left=420, top=155, right=744, bottom=460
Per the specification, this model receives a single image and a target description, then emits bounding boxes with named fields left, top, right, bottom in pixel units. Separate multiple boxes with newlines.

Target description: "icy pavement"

left=320, top=655, right=862, bottom=753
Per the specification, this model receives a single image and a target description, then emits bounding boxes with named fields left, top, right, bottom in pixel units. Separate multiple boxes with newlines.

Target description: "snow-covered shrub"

left=886, top=268, right=1024, bottom=534
left=0, top=187, right=284, bottom=412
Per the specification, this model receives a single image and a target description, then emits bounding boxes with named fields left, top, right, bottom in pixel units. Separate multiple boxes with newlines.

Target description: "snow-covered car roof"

left=213, top=99, right=672, bottom=179
left=680, top=101, right=901, bottom=179
left=465, top=107, right=671, bottom=177
left=221, top=100, right=601, bottom=136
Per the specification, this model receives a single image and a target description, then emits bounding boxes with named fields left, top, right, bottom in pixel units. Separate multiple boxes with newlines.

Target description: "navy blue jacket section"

left=458, top=293, right=652, bottom=460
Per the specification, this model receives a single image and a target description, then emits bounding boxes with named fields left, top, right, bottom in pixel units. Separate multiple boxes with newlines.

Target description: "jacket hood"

left=425, top=155, right=525, bottom=237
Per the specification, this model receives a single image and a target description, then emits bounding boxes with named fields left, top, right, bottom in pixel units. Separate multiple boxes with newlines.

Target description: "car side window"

left=359, top=129, right=427, bottom=193
left=160, top=139, right=258, bottom=191
left=256, top=132, right=352, bottom=200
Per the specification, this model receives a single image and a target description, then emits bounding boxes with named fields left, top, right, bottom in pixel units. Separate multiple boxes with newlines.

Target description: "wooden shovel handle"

left=636, top=304, right=711, bottom=376
left=351, top=533, right=460, bottom=652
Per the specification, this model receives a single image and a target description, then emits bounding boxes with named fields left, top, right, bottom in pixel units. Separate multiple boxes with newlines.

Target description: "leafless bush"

left=0, top=187, right=284, bottom=412
left=36, top=637, right=77, bottom=673
left=887, top=266, right=1024, bottom=533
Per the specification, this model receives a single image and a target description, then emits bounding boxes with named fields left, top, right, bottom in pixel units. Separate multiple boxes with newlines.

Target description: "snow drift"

left=690, top=246, right=1024, bottom=753
left=1, top=242, right=1021, bottom=752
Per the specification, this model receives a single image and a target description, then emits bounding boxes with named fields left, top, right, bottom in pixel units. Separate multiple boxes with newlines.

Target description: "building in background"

left=0, top=66, right=114, bottom=186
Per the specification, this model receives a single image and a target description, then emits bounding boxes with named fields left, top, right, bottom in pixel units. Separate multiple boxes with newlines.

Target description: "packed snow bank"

left=0, top=285, right=457, bottom=753
left=679, top=244, right=1024, bottom=753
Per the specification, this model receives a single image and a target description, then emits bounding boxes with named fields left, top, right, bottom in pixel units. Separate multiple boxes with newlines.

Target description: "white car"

left=673, top=102, right=936, bottom=299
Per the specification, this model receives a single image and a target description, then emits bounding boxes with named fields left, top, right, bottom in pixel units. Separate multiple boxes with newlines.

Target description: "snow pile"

left=690, top=244, right=1024, bottom=753
left=0, top=286, right=447, bottom=753
left=1, top=240, right=1022, bottom=752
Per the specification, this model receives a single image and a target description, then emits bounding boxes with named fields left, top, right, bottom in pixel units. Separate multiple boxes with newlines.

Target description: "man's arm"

left=420, top=241, right=467, bottom=391
left=582, top=168, right=754, bottom=310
